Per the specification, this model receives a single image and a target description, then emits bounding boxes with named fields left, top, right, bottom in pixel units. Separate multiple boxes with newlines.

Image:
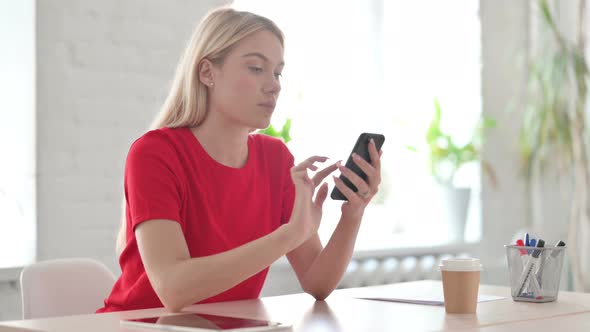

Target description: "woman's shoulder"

left=129, top=127, right=186, bottom=156
left=124, top=128, right=187, bottom=186
left=250, top=134, right=294, bottom=169
left=251, top=133, right=291, bottom=155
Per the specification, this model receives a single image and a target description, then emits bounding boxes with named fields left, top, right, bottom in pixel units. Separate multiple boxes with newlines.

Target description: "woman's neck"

left=190, top=115, right=251, bottom=169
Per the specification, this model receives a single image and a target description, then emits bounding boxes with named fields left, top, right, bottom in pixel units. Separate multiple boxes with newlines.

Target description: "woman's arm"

left=288, top=139, right=383, bottom=299
left=136, top=219, right=300, bottom=312
left=136, top=156, right=327, bottom=312
left=286, top=214, right=362, bottom=300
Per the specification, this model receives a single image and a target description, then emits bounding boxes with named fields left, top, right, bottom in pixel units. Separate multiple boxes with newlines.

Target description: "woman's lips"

left=258, top=103, right=276, bottom=112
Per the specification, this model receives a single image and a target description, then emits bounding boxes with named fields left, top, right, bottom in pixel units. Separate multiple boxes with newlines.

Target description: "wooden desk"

left=479, top=312, right=590, bottom=331
left=1, top=280, right=589, bottom=332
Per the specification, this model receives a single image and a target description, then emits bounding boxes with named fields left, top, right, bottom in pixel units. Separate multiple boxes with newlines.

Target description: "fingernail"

left=352, top=153, right=358, bottom=159
left=370, top=138, right=375, bottom=145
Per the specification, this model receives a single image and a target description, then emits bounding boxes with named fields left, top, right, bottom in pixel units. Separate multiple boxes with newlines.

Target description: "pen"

left=529, top=239, right=537, bottom=254
left=526, top=238, right=536, bottom=255
left=535, top=238, right=545, bottom=288
left=551, top=240, right=566, bottom=258
left=517, top=239, right=545, bottom=298
left=516, top=239, right=527, bottom=255
left=529, top=239, right=544, bottom=299
left=515, top=239, right=528, bottom=267
left=537, top=240, right=566, bottom=290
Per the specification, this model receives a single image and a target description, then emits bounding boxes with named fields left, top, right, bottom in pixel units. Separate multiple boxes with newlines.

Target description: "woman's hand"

left=288, top=156, right=338, bottom=244
left=333, top=138, right=383, bottom=220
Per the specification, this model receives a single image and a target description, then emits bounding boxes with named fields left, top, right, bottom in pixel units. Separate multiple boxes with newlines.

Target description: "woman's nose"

left=263, top=75, right=281, bottom=95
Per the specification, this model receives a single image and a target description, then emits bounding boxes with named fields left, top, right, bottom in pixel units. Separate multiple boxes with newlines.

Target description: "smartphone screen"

left=122, top=313, right=290, bottom=331
left=330, top=133, right=385, bottom=201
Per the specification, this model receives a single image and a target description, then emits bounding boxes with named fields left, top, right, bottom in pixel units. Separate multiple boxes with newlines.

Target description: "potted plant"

left=258, top=118, right=292, bottom=143
left=519, top=0, right=590, bottom=292
left=419, top=99, right=496, bottom=242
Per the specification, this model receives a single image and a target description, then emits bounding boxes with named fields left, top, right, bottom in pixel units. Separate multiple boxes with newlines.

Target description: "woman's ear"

left=198, top=59, right=215, bottom=86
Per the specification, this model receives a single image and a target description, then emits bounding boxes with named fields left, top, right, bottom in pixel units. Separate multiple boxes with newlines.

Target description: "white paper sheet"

left=356, top=294, right=505, bottom=306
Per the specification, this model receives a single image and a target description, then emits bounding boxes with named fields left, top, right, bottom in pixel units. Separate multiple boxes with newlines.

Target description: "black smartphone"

left=330, top=133, right=385, bottom=201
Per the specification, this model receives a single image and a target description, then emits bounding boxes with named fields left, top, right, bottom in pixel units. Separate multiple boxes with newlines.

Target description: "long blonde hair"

left=116, top=7, right=284, bottom=255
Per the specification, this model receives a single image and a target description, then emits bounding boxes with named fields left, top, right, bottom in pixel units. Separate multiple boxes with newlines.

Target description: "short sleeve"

left=124, top=133, right=184, bottom=230
left=280, top=145, right=295, bottom=225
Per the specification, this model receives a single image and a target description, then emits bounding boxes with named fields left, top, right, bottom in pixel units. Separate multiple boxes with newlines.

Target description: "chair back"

left=20, top=258, right=116, bottom=319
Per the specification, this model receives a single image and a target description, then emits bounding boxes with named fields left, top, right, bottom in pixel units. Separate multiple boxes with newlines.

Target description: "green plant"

left=422, top=99, right=496, bottom=186
left=257, top=118, right=292, bottom=143
left=519, top=0, right=589, bottom=291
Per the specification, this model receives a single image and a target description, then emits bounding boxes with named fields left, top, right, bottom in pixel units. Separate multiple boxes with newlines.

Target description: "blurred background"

left=2, top=0, right=589, bottom=321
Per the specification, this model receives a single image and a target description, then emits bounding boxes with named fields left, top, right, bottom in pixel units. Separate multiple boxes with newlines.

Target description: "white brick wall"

left=35, top=0, right=228, bottom=265
left=0, top=0, right=228, bottom=321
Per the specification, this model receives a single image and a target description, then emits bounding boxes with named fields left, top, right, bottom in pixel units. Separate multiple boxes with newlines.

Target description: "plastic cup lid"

left=439, top=257, right=482, bottom=272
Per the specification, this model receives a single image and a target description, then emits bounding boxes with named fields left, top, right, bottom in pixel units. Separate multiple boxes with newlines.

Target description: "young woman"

left=97, top=7, right=382, bottom=313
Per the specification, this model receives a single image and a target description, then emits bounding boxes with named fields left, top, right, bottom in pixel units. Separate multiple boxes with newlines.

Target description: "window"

left=233, top=0, right=482, bottom=249
left=0, top=0, right=36, bottom=268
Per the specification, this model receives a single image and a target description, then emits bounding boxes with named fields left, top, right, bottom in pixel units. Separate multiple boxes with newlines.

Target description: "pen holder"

left=505, top=244, right=566, bottom=303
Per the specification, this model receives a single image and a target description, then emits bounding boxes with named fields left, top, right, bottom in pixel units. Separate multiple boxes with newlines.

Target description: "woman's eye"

left=249, top=66, right=263, bottom=74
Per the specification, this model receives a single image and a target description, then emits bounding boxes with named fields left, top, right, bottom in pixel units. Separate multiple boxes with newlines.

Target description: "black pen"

left=538, top=240, right=565, bottom=289
left=535, top=238, right=545, bottom=288
left=551, top=240, right=566, bottom=258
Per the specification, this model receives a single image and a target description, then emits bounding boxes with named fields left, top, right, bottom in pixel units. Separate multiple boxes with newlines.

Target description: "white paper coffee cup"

left=440, top=257, right=482, bottom=313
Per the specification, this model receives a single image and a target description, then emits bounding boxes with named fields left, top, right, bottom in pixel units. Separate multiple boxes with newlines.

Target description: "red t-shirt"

left=97, top=127, right=295, bottom=312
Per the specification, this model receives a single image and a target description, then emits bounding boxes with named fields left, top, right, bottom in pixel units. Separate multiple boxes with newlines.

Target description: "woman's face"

left=208, top=29, right=284, bottom=130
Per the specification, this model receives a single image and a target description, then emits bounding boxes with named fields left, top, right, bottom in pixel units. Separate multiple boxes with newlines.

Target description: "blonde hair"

left=116, top=7, right=284, bottom=255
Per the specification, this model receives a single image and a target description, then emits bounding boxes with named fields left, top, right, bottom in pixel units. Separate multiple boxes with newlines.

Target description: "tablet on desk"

left=120, top=313, right=291, bottom=332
